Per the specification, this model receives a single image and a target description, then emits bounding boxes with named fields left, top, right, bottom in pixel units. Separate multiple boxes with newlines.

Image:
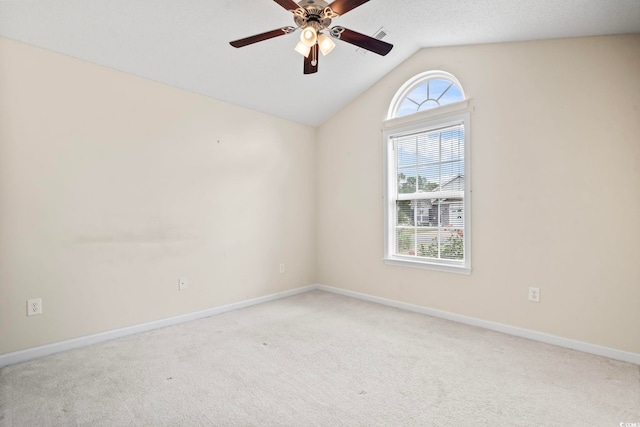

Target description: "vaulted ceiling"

left=1, top=0, right=639, bottom=126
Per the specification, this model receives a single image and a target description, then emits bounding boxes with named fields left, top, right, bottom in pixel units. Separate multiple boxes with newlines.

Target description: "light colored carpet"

left=1, top=290, right=639, bottom=426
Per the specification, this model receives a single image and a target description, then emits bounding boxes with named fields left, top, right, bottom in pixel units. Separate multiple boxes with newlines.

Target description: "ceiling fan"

left=229, top=0, right=393, bottom=75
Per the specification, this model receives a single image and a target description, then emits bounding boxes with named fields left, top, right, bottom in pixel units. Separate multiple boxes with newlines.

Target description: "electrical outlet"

left=279, top=263, right=285, bottom=274
left=528, top=287, right=540, bottom=303
left=27, top=298, right=42, bottom=316
left=178, top=278, right=188, bottom=290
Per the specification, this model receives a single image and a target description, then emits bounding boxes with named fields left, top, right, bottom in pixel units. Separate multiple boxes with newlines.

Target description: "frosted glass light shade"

left=295, top=41, right=311, bottom=57
left=318, top=33, right=335, bottom=56
left=300, top=27, right=317, bottom=47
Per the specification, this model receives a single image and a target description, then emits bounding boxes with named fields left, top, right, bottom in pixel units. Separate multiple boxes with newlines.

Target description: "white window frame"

left=387, top=70, right=466, bottom=118
left=383, top=103, right=471, bottom=274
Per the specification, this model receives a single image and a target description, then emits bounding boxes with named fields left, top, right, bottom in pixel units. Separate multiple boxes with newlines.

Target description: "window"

left=383, top=71, right=470, bottom=274
left=388, top=71, right=465, bottom=118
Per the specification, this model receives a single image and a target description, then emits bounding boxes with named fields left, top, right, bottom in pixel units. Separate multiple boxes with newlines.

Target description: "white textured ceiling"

left=1, top=0, right=639, bottom=126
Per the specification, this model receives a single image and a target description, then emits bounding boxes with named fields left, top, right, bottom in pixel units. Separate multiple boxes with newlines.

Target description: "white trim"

left=384, top=99, right=471, bottom=130
left=3, top=284, right=638, bottom=367
left=383, top=258, right=471, bottom=275
left=315, top=285, right=640, bottom=365
left=0, top=285, right=316, bottom=367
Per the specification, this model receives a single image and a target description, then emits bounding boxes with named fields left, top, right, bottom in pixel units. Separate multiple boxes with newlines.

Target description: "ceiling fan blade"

left=230, top=27, right=295, bottom=48
left=274, top=0, right=303, bottom=12
left=330, top=27, right=393, bottom=56
left=326, top=0, right=370, bottom=16
left=304, top=44, right=319, bottom=74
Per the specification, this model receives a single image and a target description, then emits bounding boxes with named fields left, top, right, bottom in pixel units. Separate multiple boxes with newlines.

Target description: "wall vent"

left=375, top=29, right=387, bottom=40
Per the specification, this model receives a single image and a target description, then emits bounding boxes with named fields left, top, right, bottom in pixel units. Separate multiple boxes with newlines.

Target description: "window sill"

left=383, top=257, right=471, bottom=275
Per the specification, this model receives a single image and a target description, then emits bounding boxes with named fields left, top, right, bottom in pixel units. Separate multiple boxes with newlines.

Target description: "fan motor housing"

left=294, top=0, right=332, bottom=29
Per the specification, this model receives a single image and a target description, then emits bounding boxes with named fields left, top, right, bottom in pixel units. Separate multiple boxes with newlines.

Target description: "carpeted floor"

left=1, top=290, right=639, bottom=426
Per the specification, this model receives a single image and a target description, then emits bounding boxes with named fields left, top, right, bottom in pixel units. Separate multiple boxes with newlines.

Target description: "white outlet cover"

left=27, top=298, right=42, bottom=316
left=178, top=278, right=188, bottom=290
left=528, top=287, right=540, bottom=302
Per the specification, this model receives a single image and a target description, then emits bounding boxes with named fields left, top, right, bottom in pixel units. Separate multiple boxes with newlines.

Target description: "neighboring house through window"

left=383, top=71, right=471, bottom=274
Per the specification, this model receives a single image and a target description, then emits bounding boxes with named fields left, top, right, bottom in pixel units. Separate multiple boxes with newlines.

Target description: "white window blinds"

left=392, top=124, right=465, bottom=262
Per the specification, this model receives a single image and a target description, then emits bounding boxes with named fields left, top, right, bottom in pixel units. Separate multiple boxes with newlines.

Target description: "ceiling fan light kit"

left=317, top=33, right=336, bottom=56
left=229, top=0, right=393, bottom=74
left=295, top=41, right=312, bottom=57
left=300, top=26, right=318, bottom=47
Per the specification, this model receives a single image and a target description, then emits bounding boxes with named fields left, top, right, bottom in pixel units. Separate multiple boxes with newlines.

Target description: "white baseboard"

left=315, top=284, right=640, bottom=365
left=0, top=285, right=316, bottom=368
left=3, top=283, right=638, bottom=367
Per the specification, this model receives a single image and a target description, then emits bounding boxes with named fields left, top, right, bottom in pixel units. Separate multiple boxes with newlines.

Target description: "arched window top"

left=388, top=71, right=465, bottom=119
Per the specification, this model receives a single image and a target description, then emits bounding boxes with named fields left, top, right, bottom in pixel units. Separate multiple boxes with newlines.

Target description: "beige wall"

left=2, top=34, right=639, bottom=358
left=0, top=37, right=316, bottom=354
left=316, top=35, right=640, bottom=353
